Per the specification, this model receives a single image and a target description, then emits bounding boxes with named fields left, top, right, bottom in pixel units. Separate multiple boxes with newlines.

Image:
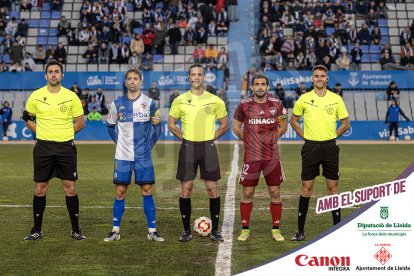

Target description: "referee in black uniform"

left=23, top=60, right=86, bottom=240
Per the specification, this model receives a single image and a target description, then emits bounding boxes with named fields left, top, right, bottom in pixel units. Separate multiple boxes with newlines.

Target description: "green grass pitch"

left=0, top=143, right=412, bottom=275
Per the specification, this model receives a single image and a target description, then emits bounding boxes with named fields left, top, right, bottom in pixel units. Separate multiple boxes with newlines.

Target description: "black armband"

left=22, top=110, right=36, bottom=122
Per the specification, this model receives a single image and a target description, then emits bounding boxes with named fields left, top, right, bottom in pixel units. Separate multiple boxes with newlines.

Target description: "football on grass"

left=193, top=216, right=212, bottom=237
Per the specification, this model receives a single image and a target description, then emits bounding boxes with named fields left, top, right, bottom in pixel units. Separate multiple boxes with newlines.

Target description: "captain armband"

left=22, top=110, right=36, bottom=122
left=278, top=114, right=287, bottom=122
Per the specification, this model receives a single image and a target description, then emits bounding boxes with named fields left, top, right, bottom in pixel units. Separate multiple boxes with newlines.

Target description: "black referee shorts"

left=33, top=139, right=78, bottom=182
left=301, top=139, right=340, bottom=181
left=176, top=139, right=221, bottom=182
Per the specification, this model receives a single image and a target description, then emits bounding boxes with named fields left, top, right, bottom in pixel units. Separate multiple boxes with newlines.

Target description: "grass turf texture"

left=0, top=144, right=412, bottom=275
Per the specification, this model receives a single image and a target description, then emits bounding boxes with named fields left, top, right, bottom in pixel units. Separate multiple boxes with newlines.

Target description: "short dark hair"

left=312, top=65, right=328, bottom=74
left=125, top=68, right=142, bottom=80
left=188, top=63, right=205, bottom=75
left=252, top=74, right=270, bottom=86
left=45, top=60, right=63, bottom=73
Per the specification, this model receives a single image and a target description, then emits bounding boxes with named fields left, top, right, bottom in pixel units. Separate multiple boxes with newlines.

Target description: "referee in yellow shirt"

left=290, top=65, right=350, bottom=241
left=23, top=60, right=86, bottom=241
left=168, top=64, right=229, bottom=242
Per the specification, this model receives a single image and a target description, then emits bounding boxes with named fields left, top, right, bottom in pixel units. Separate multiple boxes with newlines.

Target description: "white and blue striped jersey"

left=107, top=93, right=161, bottom=161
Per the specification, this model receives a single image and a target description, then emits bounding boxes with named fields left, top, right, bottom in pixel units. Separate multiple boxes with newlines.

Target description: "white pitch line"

left=215, top=144, right=239, bottom=276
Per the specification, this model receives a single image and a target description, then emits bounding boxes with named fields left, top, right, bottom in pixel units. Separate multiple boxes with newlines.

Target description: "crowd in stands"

left=1, top=0, right=234, bottom=74
left=256, top=0, right=414, bottom=71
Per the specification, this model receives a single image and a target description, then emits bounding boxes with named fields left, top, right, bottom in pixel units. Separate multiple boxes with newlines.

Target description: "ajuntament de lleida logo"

left=380, top=206, right=389, bottom=219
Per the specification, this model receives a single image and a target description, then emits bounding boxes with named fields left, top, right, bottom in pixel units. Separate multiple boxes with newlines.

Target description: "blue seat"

left=0, top=36, right=3, bottom=44
left=2, top=54, right=10, bottom=64
left=48, top=36, right=58, bottom=45
left=39, top=19, right=49, bottom=28
left=9, top=11, right=20, bottom=19
left=370, top=54, right=381, bottom=62
left=122, top=36, right=131, bottom=44
left=379, top=27, right=388, bottom=35
left=41, top=11, right=51, bottom=19
left=381, top=36, right=389, bottom=44
left=28, top=19, right=39, bottom=28
left=359, top=45, right=369, bottom=53
left=378, top=19, right=387, bottom=27
left=326, top=27, right=334, bottom=36
left=126, top=2, right=133, bottom=11
left=49, top=28, right=58, bottom=36
left=42, top=2, right=50, bottom=10
left=133, top=28, right=143, bottom=34
left=38, top=28, right=48, bottom=36
left=369, top=45, right=380, bottom=54
left=51, top=11, right=61, bottom=19
left=361, top=54, right=370, bottom=63
left=37, top=37, right=47, bottom=45
left=153, top=55, right=164, bottom=63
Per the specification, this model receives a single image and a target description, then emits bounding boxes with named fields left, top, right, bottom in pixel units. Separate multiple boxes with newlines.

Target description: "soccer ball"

left=389, top=135, right=395, bottom=141
left=2, top=136, right=8, bottom=141
left=405, top=135, right=411, bottom=141
left=193, top=216, right=212, bottom=237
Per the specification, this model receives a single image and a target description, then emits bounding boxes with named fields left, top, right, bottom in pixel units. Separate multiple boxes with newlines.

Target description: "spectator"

left=377, top=1, right=388, bottom=18
left=242, top=66, right=256, bottom=98
left=167, top=22, right=182, bottom=55
left=193, top=44, right=206, bottom=63
left=228, top=0, right=239, bottom=22
left=195, top=26, right=208, bottom=45
left=333, top=83, right=343, bottom=97
left=400, top=42, right=414, bottom=67
left=23, top=62, right=32, bottom=71
left=109, top=42, right=121, bottom=64
left=356, top=0, right=368, bottom=18
left=10, top=41, right=23, bottom=65
left=22, top=52, right=36, bottom=71
left=57, top=16, right=71, bottom=37
left=218, top=89, right=229, bottom=111
left=274, top=83, right=288, bottom=108
left=9, top=62, right=23, bottom=72
left=169, top=89, right=179, bottom=108
left=400, top=27, right=411, bottom=46
left=0, top=61, right=9, bottom=72
left=141, top=23, right=155, bottom=55
left=54, top=42, right=67, bottom=64
left=205, top=44, right=218, bottom=64
left=295, top=82, right=308, bottom=99
left=20, top=0, right=32, bottom=11
left=379, top=51, right=395, bottom=69
left=128, top=51, right=142, bottom=70
left=5, top=17, right=17, bottom=37
left=83, top=43, right=98, bottom=63
left=336, top=52, right=351, bottom=70
left=335, top=24, right=348, bottom=45
left=366, top=8, right=378, bottom=28
left=87, top=107, right=102, bottom=121
left=87, top=95, right=101, bottom=113
left=358, top=23, right=371, bottom=45
left=70, top=82, right=83, bottom=99
left=130, top=33, right=145, bottom=59
left=154, top=23, right=167, bottom=55
left=95, top=88, right=107, bottom=115
left=50, top=0, right=63, bottom=10
left=217, top=46, right=228, bottom=69
left=0, top=101, right=12, bottom=139
left=16, top=19, right=29, bottom=37
left=371, top=27, right=382, bottom=45
left=120, top=42, right=130, bottom=64
left=141, top=52, right=153, bottom=71
left=184, top=26, right=196, bottom=46
left=68, top=28, right=79, bottom=46
left=348, top=26, right=358, bottom=44
left=321, top=55, right=332, bottom=70
left=148, top=81, right=160, bottom=106
left=98, top=42, right=109, bottom=64
left=381, top=43, right=393, bottom=60
left=350, top=42, right=363, bottom=70
left=322, top=8, right=336, bottom=27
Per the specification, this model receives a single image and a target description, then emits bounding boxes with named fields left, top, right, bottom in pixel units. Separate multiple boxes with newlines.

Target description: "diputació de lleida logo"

left=380, top=206, right=389, bottom=220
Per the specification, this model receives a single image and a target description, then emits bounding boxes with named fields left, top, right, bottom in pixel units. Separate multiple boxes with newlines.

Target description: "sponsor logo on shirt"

left=248, top=118, right=275, bottom=125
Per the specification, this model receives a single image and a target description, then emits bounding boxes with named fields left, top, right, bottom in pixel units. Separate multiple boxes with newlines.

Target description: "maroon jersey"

left=233, top=96, right=287, bottom=162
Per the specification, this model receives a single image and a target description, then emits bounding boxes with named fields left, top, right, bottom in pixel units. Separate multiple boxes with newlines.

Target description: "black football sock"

left=210, top=197, right=220, bottom=232
left=66, top=195, right=80, bottom=232
left=298, top=196, right=310, bottom=232
left=332, top=208, right=341, bottom=225
left=179, top=197, right=191, bottom=231
left=33, top=195, right=46, bottom=232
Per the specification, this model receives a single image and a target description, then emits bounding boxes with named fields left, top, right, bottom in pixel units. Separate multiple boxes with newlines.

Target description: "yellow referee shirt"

left=169, top=90, right=227, bottom=142
left=292, top=89, right=349, bottom=141
left=26, top=86, right=84, bottom=142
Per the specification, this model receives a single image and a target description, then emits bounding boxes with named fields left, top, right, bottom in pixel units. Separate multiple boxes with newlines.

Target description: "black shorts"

left=33, top=139, right=78, bottom=182
left=301, top=139, right=340, bottom=181
left=176, top=139, right=221, bottom=182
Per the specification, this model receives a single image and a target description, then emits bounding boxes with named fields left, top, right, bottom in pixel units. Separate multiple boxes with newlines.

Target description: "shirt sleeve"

left=292, top=94, right=304, bottom=117
left=215, top=97, right=228, bottom=119
left=25, top=93, right=37, bottom=114
left=233, top=103, right=244, bottom=122
left=168, top=96, right=181, bottom=119
left=72, top=94, right=84, bottom=118
left=337, top=96, right=349, bottom=120
left=107, top=102, right=118, bottom=125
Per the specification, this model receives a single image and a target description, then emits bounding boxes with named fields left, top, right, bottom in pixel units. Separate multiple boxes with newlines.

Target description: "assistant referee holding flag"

left=290, top=65, right=350, bottom=241
left=23, top=60, right=86, bottom=241
left=168, top=64, right=229, bottom=242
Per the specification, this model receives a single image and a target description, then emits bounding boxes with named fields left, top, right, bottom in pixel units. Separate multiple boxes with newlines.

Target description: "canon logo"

left=295, top=255, right=350, bottom=267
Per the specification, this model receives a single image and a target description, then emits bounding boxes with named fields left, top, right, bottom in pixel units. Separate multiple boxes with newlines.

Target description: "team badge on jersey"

left=269, top=107, right=276, bottom=115
left=141, top=102, right=147, bottom=110
left=60, top=105, right=67, bottom=112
